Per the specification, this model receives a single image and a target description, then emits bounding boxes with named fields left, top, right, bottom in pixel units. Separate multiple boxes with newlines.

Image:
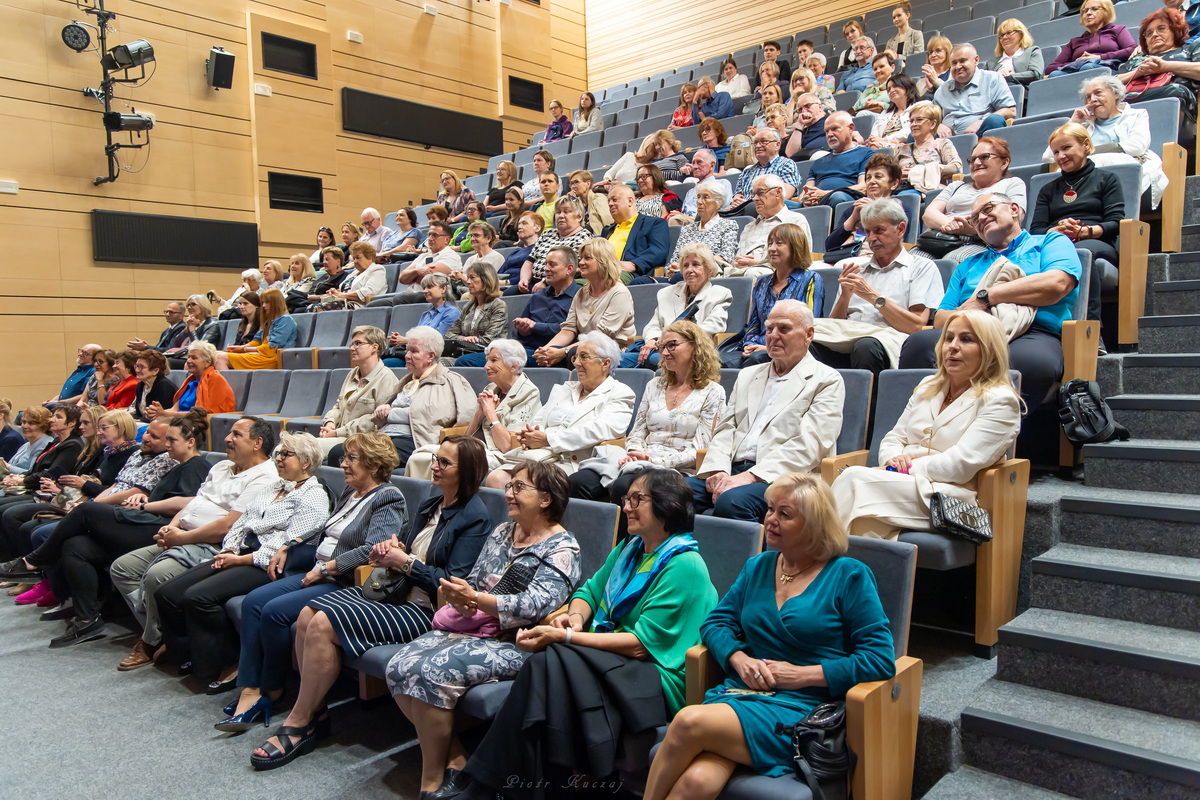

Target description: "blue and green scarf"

left=591, top=533, right=698, bottom=633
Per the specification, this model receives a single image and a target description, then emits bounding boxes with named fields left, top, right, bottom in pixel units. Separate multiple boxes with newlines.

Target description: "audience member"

left=102, top=351, right=139, bottom=411
left=1117, top=8, right=1200, bottom=119
left=322, top=241, right=387, bottom=309
left=441, top=262, right=506, bottom=364
left=535, top=239, right=636, bottom=366
left=358, top=207, right=393, bottom=254
left=801, top=112, right=875, bottom=207
left=498, top=212, right=544, bottom=286
left=992, top=19, right=1045, bottom=85
left=522, top=150, right=555, bottom=202
left=484, top=161, right=522, bottom=213
left=866, top=74, right=920, bottom=147
left=666, top=180, right=739, bottom=272
left=809, top=52, right=836, bottom=92
left=1164, top=0, right=1200, bottom=41
left=716, top=58, right=752, bottom=98
left=601, top=186, right=671, bottom=285
left=211, top=268, right=263, bottom=319
left=76, top=349, right=117, bottom=409
left=918, top=35, right=953, bottom=98
left=569, top=169, right=614, bottom=234
left=691, top=76, right=735, bottom=122
left=127, top=301, right=186, bottom=353
left=305, top=250, right=350, bottom=308
left=935, top=45, right=1017, bottom=135
left=669, top=83, right=698, bottom=129
left=129, top=350, right=178, bottom=423
left=1046, top=0, right=1136, bottom=76
left=260, top=261, right=286, bottom=292
left=541, top=99, right=574, bottom=142
left=449, top=203, right=487, bottom=253
left=699, top=118, right=732, bottom=166
left=166, top=295, right=222, bottom=364
left=598, top=134, right=656, bottom=189
left=516, top=196, right=592, bottom=294
left=339, top=222, right=361, bottom=255
left=762, top=40, right=794, bottom=84
left=888, top=3, right=925, bottom=55
left=755, top=61, right=790, bottom=103
left=841, top=36, right=880, bottom=93
left=215, top=288, right=297, bottom=370
left=436, top=171, right=476, bottom=225
left=530, top=171, right=561, bottom=229
left=853, top=52, right=897, bottom=114
left=0, top=406, right=52, bottom=479
left=318, top=326, right=401, bottom=454
left=822, top=153, right=909, bottom=264
left=459, top=223, right=505, bottom=281
left=378, top=209, right=426, bottom=260
left=458, top=339, right=544, bottom=469
left=309, top=226, right=335, bottom=267
left=572, top=91, right=604, bottom=136
left=392, top=221, right=464, bottom=299
left=675, top=151, right=734, bottom=224
left=732, top=128, right=803, bottom=204
left=495, top=186, right=526, bottom=243
left=788, top=68, right=835, bottom=120
left=729, top=175, right=813, bottom=280
left=0, top=399, right=24, bottom=461
left=894, top=101, right=962, bottom=197
left=635, top=164, right=680, bottom=219
left=150, top=342, right=236, bottom=419
left=283, top=257, right=321, bottom=312
left=835, top=20, right=867, bottom=73
left=784, top=93, right=830, bottom=162
left=49, top=344, right=101, bottom=405
left=745, top=84, right=784, bottom=127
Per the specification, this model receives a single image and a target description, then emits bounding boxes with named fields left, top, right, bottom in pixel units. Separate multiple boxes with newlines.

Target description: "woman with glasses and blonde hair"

left=992, top=18, right=1044, bottom=85
left=831, top=310, right=1021, bottom=539
left=918, top=35, right=953, bottom=98
left=533, top=238, right=636, bottom=366
left=437, top=170, right=477, bottom=224
left=1046, top=0, right=1136, bottom=76
left=894, top=101, right=963, bottom=197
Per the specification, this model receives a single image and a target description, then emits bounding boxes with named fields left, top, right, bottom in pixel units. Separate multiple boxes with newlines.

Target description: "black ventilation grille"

left=341, top=88, right=504, bottom=157
left=91, top=210, right=259, bottom=269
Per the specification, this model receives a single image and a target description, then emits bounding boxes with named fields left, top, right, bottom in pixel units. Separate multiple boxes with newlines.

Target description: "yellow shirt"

left=534, top=200, right=556, bottom=229
left=607, top=214, right=638, bottom=260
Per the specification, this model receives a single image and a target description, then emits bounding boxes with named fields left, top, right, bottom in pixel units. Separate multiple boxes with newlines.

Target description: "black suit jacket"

left=402, top=492, right=492, bottom=605
left=154, top=322, right=187, bottom=350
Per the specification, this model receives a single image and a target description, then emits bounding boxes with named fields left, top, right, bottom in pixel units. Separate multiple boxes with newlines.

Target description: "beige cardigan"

left=388, top=363, right=477, bottom=446
left=563, top=281, right=637, bottom=347
left=323, top=362, right=402, bottom=436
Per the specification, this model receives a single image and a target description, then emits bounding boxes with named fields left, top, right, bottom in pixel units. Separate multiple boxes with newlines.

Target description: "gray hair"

left=696, top=178, right=730, bottom=208
left=860, top=197, right=908, bottom=227
left=484, top=339, right=528, bottom=374
left=241, top=268, right=264, bottom=283
left=186, top=294, right=213, bottom=317
left=420, top=273, right=450, bottom=289
left=693, top=148, right=717, bottom=164
left=857, top=36, right=876, bottom=51
left=187, top=341, right=218, bottom=365
left=697, top=75, right=715, bottom=89
left=577, top=331, right=621, bottom=375
left=362, top=207, right=381, bottom=222
left=754, top=173, right=788, bottom=192
left=808, top=51, right=827, bottom=66
left=1080, top=73, right=1125, bottom=103
left=278, top=431, right=322, bottom=474
left=757, top=126, right=782, bottom=142
left=405, top=326, right=444, bottom=357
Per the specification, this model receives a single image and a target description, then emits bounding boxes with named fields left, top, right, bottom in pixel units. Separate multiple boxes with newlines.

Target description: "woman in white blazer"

left=620, top=243, right=733, bottom=369
left=831, top=310, right=1022, bottom=539
left=450, top=339, right=542, bottom=473
left=485, top=332, right=635, bottom=484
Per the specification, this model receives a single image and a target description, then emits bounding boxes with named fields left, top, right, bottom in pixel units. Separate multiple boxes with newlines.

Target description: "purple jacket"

left=1045, top=23, right=1136, bottom=73
left=543, top=115, right=574, bottom=143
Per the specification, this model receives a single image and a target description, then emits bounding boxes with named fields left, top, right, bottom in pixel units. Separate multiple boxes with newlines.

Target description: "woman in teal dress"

left=645, top=473, right=895, bottom=798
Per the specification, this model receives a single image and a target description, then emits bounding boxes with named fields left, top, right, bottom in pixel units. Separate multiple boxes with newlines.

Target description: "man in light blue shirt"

left=934, top=45, right=1017, bottom=135
left=839, top=37, right=879, bottom=93
left=691, top=76, right=735, bottom=122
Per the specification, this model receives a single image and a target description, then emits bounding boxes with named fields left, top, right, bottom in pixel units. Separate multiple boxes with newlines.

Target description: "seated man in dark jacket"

left=602, top=186, right=670, bottom=285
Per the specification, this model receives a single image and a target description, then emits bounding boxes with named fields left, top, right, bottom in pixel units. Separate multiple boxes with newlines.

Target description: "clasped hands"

left=154, top=525, right=186, bottom=549
left=729, top=650, right=807, bottom=691
left=516, top=425, right=549, bottom=450
left=705, top=470, right=758, bottom=499
left=369, top=534, right=409, bottom=570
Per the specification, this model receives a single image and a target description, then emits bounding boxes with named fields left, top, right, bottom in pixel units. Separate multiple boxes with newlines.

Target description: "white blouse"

left=624, top=379, right=727, bottom=473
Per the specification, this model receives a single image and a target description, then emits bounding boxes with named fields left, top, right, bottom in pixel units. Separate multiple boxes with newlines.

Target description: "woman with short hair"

left=534, top=238, right=637, bottom=365
left=456, top=339, right=543, bottom=473
left=635, top=163, right=679, bottom=219
left=216, top=288, right=298, bottom=370
left=459, top=222, right=505, bottom=275
left=322, top=241, right=387, bottom=310
left=437, top=170, right=477, bottom=224
left=522, top=150, right=556, bottom=203
left=382, top=277, right=461, bottom=367
left=569, top=169, right=613, bottom=235
left=261, top=261, right=286, bottom=291
left=735, top=223, right=824, bottom=367
left=130, top=350, right=178, bottom=422
left=993, top=18, right=1044, bottom=85
left=894, top=101, right=962, bottom=197
left=450, top=202, right=488, bottom=253
left=866, top=74, right=921, bottom=148
left=151, top=342, right=236, bottom=418
left=0, top=406, right=52, bottom=476
left=382, top=208, right=426, bottom=260
left=1046, top=0, right=1136, bottom=76
left=516, top=196, right=592, bottom=295
left=103, top=351, right=140, bottom=411
left=666, top=181, right=740, bottom=273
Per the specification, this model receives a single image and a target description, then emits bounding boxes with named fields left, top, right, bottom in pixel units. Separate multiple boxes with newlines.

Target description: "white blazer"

left=701, top=354, right=845, bottom=482
left=534, top=376, right=636, bottom=472
left=643, top=281, right=733, bottom=340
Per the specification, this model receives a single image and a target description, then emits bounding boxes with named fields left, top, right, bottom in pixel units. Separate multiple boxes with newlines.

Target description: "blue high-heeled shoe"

left=214, top=695, right=271, bottom=733
left=222, top=699, right=237, bottom=717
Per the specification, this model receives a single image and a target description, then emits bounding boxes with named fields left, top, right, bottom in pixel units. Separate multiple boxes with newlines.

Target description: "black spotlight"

left=61, top=22, right=91, bottom=52
left=103, top=111, right=154, bottom=132
left=101, top=39, right=155, bottom=71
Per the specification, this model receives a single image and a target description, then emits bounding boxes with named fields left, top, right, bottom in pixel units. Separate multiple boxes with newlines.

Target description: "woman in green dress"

left=645, top=473, right=895, bottom=798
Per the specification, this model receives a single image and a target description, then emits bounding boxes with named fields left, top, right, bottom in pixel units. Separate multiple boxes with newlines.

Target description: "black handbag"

left=915, top=230, right=976, bottom=258
left=362, top=567, right=413, bottom=605
left=930, top=492, right=993, bottom=545
left=1058, top=378, right=1131, bottom=446
left=776, top=702, right=855, bottom=800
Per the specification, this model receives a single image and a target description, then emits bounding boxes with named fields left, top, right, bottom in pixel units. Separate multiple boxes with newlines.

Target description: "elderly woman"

left=670, top=83, right=699, bottom=130
left=459, top=222, right=505, bottom=276
left=699, top=118, right=732, bottom=168
left=495, top=187, right=525, bottom=245
left=437, top=170, right=477, bottom=224
left=645, top=474, right=895, bottom=798
left=788, top=67, right=835, bottom=119
left=1121, top=6, right=1198, bottom=109
left=150, top=342, right=236, bottom=419
left=441, top=262, right=507, bottom=363
left=223, top=433, right=404, bottom=757
left=246, top=437, right=489, bottom=769
left=913, top=137, right=1027, bottom=263
left=211, top=267, right=263, bottom=317
left=76, top=349, right=118, bottom=409
left=389, top=460, right=580, bottom=798
left=455, top=339, right=543, bottom=474
left=486, top=332, right=634, bottom=488
left=149, top=432, right=331, bottom=682
left=1046, top=0, right=1136, bottom=76
left=129, top=350, right=178, bottom=422
left=569, top=169, right=614, bottom=235
left=635, top=164, right=680, bottom=220
left=832, top=311, right=1021, bottom=538
left=516, top=196, right=592, bottom=295
left=572, top=91, right=604, bottom=136
left=456, top=470, right=718, bottom=799
left=283, top=254, right=318, bottom=295
left=324, top=241, right=387, bottom=310
left=102, top=351, right=139, bottom=411
left=624, top=244, right=732, bottom=369
left=522, top=150, right=556, bottom=203
left=216, top=288, right=297, bottom=370
left=918, top=35, right=952, bottom=98
left=1032, top=123, right=1125, bottom=324
left=0, top=406, right=82, bottom=531
left=337, top=326, right=474, bottom=469
left=650, top=129, right=689, bottom=182
left=575, top=320, right=726, bottom=506
left=993, top=18, right=1044, bottom=85
left=534, top=238, right=636, bottom=367
left=1053, top=74, right=1170, bottom=208
left=734, top=223, right=824, bottom=368
left=542, top=98, right=574, bottom=142
left=808, top=52, right=836, bottom=93
left=887, top=3, right=924, bottom=55
left=485, top=161, right=523, bottom=213
left=0, top=406, right=52, bottom=477
left=315, top=325, right=401, bottom=458
left=866, top=74, right=921, bottom=148
left=666, top=181, right=740, bottom=273
left=309, top=226, right=335, bottom=267
left=261, top=261, right=286, bottom=291
left=716, top=59, right=752, bottom=98
left=382, top=276, right=461, bottom=367
left=894, top=101, right=962, bottom=197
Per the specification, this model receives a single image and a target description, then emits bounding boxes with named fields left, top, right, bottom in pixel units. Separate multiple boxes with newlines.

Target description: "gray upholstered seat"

left=209, top=370, right=289, bottom=447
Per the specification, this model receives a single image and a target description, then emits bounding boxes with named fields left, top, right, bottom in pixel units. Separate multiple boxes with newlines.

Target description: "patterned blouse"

left=467, top=522, right=581, bottom=629
left=669, top=218, right=740, bottom=265
left=637, top=194, right=666, bottom=218
left=528, top=227, right=592, bottom=282
left=219, top=475, right=331, bottom=570
left=871, top=106, right=913, bottom=145
left=111, top=450, right=179, bottom=495
left=895, top=138, right=963, bottom=188
left=436, top=189, right=477, bottom=221
left=625, top=379, right=726, bottom=473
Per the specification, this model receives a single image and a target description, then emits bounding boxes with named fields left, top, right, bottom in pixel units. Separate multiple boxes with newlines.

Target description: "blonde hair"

left=995, top=19, right=1034, bottom=57
left=759, top=61, right=780, bottom=79
left=100, top=409, right=137, bottom=444
left=635, top=134, right=660, bottom=163
left=439, top=170, right=464, bottom=194
left=678, top=82, right=697, bottom=109
left=1080, top=0, right=1116, bottom=24
left=495, top=160, right=518, bottom=182
left=677, top=242, right=722, bottom=279
left=1049, top=122, right=1095, bottom=156
left=343, top=432, right=400, bottom=483
left=22, top=406, right=52, bottom=432
left=909, top=99, right=942, bottom=126
left=920, top=310, right=1021, bottom=402
left=579, top=237, right=621, bottom=289
left=650, top=129, right=682, bottom=156
left=261, top=261, right=284, bottom=284
left=790, top=67, right=816, bottom=94
left=80, top=405, right=108, bottom=460
left=926, top=35, right=952, bottom=67
left=766, top=473, right=849, bottom=560
left=0, top=398, right=12, bottom=425
left=661, top=320, right=721, bottom=389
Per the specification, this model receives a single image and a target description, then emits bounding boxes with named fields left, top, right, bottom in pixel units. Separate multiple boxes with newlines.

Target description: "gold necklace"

left=779, top=556, right=815, bottom=583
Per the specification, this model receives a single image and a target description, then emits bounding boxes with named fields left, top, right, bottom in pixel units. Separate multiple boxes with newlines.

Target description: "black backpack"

left=1058, top=379, right=1131, bottom=446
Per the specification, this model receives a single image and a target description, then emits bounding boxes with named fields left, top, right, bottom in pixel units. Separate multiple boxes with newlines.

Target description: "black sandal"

left=249, top=724, right=317, bottom=771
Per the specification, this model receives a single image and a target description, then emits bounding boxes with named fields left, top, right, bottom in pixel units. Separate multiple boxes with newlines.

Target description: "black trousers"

left=809, top=338, right=889, bottom=375
left=157, top=562, right=271, bottom=684
left=29, top=503, right=166, bottom=620
left=0, top=501, right=57, bottom=560
left=1075, top=238, right=1117, bottom=323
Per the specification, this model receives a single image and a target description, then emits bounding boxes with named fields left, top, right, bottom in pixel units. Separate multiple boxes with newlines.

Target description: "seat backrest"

left=629, top=283, right=666, bottom=333
left=638, top=116, right=675, bottom=138
left=710, top=276, right=754, bottom=332
left=390, top=474, right=433, bottom=516
left=488, top=153, right=515, bottom=172
left=450, top=366, right=491, bottom=394
left=933, top=259, right=956, bottom=288
left=649, top=96, right=679, bottom=119
left=523, top=367, right=570, bottom=401
left=240, top=369, right=289, bottom=414
left=274, top=370, right=330, bottom=417
left=795, top=205, right=833, bottom=251
left=988, top=117, right=1066, bottom=169
left=221, top=370, right=253, bottom=410
left=612, top=369, right=656, bottom=426
left=203, top=450, right=226, bottom=466
left=588, top=143, right=627, bottom=171
left=350, top=307, right=390, bottom=337
left=795, top=25, right=828, bottom=44
left=692, top=516, right=763, bottom=597
left=501, top=295, right=531, bottom=335
left=1132, top=96, right=1181, bottom=154
left=845, top=536, right=916, bottom=658
left=1025, top=68, right=1110, bottom=120
left=868, top=369, right=934, bottom=464
left=1028, top=162, right=1141, bottom=234
left=1027, top=17, right=1090, bottom=59
left=834, top=91, right=861, bottom=113
left=308, top=309, right=352, bottom=347
left=718, top=368, right=740, bottom=399
left=555, top=152, right=587, bottom=176
left=291, top=313, right=317, bottom=347
left=542, top=138, right=571, bottom=159
left=318, top=464, right=347, bottom=498
left=571, top=131, right=603, bottom=154
left=941, top=16, right=995, bottom=44
left=219, top=318, right=239, bottom=348
left=388, top=303, right=432, bottom=334
left=1113, top=0, right=1160, bottom=28
left=602, top=122, right=640, bottom=147
left=674, top=125, right=703, bottom=151
left=322, top=368, right=353, bottom=412
left=463, top=173, right=492, bottom=196
left=815, top=265, right=841, bottom=317
left=475, top=487, right=509, bottom=529
left=836, top=369, right=874, bottom=454
left=562, top=497, right=620, bottom=579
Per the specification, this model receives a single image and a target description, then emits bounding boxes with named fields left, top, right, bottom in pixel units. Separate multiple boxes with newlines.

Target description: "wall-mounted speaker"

left=206, top=47, right=235, bottom=90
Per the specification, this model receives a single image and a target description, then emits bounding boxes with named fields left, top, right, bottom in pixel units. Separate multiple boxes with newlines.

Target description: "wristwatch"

left=975, top=288, right=992, bottom=308
left=873, top=295, right=887, bottom=310
left=318, top=562, right=329, bottom=577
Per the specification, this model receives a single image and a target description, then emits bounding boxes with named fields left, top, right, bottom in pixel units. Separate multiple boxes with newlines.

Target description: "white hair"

left=858, top=36, right=876, bottom=50
left=1081, top=74, right=1125, bottom=102
left=577, top=331, right=621, bottom=375
left=485, top=339, right=528, bottom=374
left=860, top=197, right=908, bottom=227
left=808, top=52, right=827, bottom=66
left=770, top=298, right=815, bottom=327
left=278, top=431, right=322, bottom=474
left=187, top=341, right=218, bottom=364
left=696, top=178, right=730, bottom=208
left=755, top=173, right=788, bottom=192
left=362, top=207, right=381, bottom=221
left=405, top=326, right=444, bottom=357
left=241, top=268, right=264, bottom=283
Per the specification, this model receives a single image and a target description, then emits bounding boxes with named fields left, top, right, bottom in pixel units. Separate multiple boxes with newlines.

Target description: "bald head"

left=765, top=300, right=815, bottom=372
left=607, top=184, right=637, bottom=222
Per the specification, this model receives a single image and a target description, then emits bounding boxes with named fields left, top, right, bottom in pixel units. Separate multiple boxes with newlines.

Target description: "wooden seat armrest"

left=600, top=437, right=626, bottom=448
left=1159, top=142, right=1186, bottom=253
left=1117, top=218, right=1149, bottom=348
left=846, top=655, right=924, bottom=800
left=1060, top=319, right=1099, bottom=467
left=355, top=565, right=373, bottom=586
left=974, top=457, right=1030, bottom=648
left=440, top=425, right=468, bottom=441
left=821, top=449, right=869, bottom=486
left=695, top=448, right=707, bottom=471
left=685, top=644, right=723, bottom=706
left=714, top=332, right=737, bottom=345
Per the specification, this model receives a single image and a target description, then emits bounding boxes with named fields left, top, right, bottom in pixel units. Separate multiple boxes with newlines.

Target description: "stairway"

left=922, top=245, right=1200, bottom=796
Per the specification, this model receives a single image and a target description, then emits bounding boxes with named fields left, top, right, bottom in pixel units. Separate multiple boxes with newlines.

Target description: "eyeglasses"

left=968, top=153, right=1002, bottom=165
left=752, top=188, right=778, bottom=198
left=433, top=456, right=457, bottom=470
left=275, top=448, right=296, bottom=460
left=339, top=453, right=360, bottom=464
left=504, top=480, right=540, bottom=494
left=575, top=351, right=602, bottom=362
left=658, top=339, right=685, bottom=354
left=968, top=201, right=1004, bottom=226
left=752, top=139, right=774, bottom=146
left=621, top=491, right=652, bottom=510
left=348, top=341, right=372, bottom=349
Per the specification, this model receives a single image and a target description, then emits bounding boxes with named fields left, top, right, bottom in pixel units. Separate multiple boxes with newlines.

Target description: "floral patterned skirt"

left=385, top=629, right=529, bottom=710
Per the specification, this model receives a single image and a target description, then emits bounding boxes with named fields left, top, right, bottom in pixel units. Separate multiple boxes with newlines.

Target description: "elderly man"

left=359, top=207, right=394, bottom=254
left=785, top=94, right=829, bottom=162
left=812, top=198, right=944, bottom=374
left=729, top=175, right=814, bottom=279
left=688, top=300, right=844, bottom=520
left=380, top=221, right=466, bottom=305
left=128, top=302, right=187, bottom=353
left=899, top=192, right=1081, bottom=453
left=675, top=149, right=734, bottom=226
left=840, top=36, right=879, bottom=93
left=109, top=417, right=279, bottom=667
left=49, top=343, right=103, bottom=405
left=316, top=326, right=402, bottom=458
left=690, top=76, right=735, bottom=122
left=602, top=185, right=670, bottom=284
left=731, top=128, right=803, bottom=206
left=935, top=45, right=1017, bottom=136
left=801, top=112, right=876, bottom=207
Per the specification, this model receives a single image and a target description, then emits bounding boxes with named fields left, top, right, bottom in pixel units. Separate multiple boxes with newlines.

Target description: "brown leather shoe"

left=118, top=639, right=160, bottom=671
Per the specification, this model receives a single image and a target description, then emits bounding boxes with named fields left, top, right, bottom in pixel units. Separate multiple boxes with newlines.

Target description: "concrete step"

left=921, top=765, right=1074, bottom=800
left=996, top=608, right=1200, bottom=721
left=1179, top=224, right=1200, bottom=252
left=1139, top=313, right=1200, bottom=355
left=1060, top=492, right=1200, bottom=558
left=1031, top=543, right=1200, bottom=631
left=1121, top=353, right=1200, bottom=395
left=1083, top=438, right=1200, bottom=493
left=1152, top=279, right=1200, bottom=317
left=1166, top=251, right=1200, bottom=282
left=1105, top=394, right=1200, bottom=440
left=962, top=681, right=1200, bottom=799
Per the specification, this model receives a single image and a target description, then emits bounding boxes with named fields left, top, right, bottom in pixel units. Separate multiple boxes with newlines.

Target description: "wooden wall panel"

left=0, top=0, right=584, bottom=407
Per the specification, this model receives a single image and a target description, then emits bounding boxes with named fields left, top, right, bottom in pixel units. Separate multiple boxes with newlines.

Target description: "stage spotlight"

left=101, top=39, right=155, bottom=71
left=61, top=22, right=92, bottom=52
left=103, top=111, right=155, bottom=132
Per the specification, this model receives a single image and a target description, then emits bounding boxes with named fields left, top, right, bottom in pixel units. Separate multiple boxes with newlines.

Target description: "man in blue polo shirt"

left=47, top=343, right=102, bottom=405
left=899, top=191, right=1081, bottom=418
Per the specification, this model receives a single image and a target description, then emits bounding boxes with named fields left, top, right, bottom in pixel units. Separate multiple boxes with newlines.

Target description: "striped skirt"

left=306, top=586, right=435, bottom=658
